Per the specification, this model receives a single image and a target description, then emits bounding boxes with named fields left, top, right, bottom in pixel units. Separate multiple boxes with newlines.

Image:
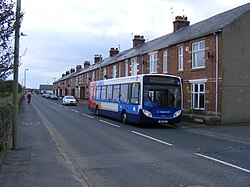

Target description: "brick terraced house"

left=54, top=3, right=250, bottom=124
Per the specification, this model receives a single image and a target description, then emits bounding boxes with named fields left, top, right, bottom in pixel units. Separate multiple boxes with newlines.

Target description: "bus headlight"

left=142, top=109, right=152, bottom=118
left=173, top=110, right=182, bottom=118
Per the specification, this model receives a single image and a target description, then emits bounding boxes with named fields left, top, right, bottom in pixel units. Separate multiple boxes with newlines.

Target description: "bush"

left=0, top=80, right=22, bottom=97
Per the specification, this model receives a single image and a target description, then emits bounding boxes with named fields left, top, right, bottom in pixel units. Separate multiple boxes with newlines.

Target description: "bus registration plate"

left=158, top=120, right=168, bottom=124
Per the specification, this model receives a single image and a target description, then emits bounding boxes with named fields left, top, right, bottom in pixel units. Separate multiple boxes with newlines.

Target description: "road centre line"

left=99, top=120, right=120, bottom=128
left=195, top=153, right=250, bottom=173
left=81, top=113, right=94, bottom=119
left=131, top=131, right=173, bottom=147
left=71, top=109, right=79, bottom=113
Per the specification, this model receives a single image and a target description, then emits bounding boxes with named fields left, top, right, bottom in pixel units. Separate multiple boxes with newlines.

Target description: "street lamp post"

left=53, top=77, right=56, bottom=94
left=24, top=68, right=29, bottom=89
left=12, top=0, right=21, bottom=150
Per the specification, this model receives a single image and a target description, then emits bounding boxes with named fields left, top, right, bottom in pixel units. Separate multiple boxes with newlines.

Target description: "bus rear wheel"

left=121, top=111, right=127, bottom=124
left=95, top=107, right=99, bottom=116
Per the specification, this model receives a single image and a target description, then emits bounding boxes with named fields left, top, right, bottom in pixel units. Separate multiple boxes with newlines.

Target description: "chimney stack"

left=109, top=47, right=119, bottom=57
left=76, top=65, right=82, bottom=71
left=173, top=16, right=190, bottom=32
left=94, top=54, right=102, bottom=63
left=133, top=35, right=145, bottom=48
left=84, top=61, right=90, bottom=68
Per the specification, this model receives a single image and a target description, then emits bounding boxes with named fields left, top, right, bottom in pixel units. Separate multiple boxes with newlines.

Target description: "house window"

left=149, top=52, right=157, bottom=73
left=189, top=79, right=207, bottom=110
left=103, top=67, right=107, bottom=79
left=86, top=73, right=89, bottom=83
left=163, top=50, right=168, bottom=73
left=112, top=65, right=116, bottom=78
left=78, top=75, right=82, bottom=85
left=191, top=83, right=205, bottom=110
left=125, top=60, right=128, bottom=76
left=192, top=40, right=205, bottom=69
left=118, top=63, right=121, bottom=77
left=178, top=46, right=183, bottom=71
left=131, top=57, right=137, bottom=76
left=92, top=71, right=95, bottom=81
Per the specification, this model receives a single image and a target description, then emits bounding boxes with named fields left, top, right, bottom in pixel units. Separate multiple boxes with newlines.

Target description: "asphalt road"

left=32, top=95, right=250, bottom=187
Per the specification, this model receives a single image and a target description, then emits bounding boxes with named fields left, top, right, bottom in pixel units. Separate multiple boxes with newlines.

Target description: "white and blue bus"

left=88, top=74, right=183, bottom=124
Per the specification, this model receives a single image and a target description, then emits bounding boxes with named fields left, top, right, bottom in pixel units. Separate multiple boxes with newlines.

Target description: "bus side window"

left=96, top=87, right=101, bottom=100
left=101, top=86, right=107, bottom=101
left=120, top=84, right=128, bottom=103
left=113, top=85, right=120, bottom=102
left=130, top=83, right=140, bottom=104
left=90, top=87, right=94, bottom=100
left=107, top=85, right=113, bottom=102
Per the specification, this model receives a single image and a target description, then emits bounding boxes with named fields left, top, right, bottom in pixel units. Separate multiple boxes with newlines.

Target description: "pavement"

left=0, top=100, right=88, bottom=187
left=0, top=100, right=250, bottom=187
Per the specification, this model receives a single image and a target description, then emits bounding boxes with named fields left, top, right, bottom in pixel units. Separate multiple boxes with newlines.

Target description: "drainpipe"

left=215, top=31, right=220, bottom=116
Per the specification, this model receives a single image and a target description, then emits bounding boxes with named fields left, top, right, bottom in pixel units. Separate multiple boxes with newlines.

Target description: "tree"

left=0, top=0, right=22, bottom=80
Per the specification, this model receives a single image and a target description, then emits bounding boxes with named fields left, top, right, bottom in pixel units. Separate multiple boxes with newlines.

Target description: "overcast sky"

left=18, top=0, right=249, bottom=88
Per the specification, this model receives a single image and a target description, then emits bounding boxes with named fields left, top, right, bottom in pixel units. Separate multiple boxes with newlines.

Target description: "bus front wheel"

left=121, top=111, right=127, bottom=124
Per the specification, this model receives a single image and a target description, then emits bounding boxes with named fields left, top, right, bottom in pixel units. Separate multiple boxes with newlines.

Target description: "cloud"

left=18, top=0, right=250, bottom=88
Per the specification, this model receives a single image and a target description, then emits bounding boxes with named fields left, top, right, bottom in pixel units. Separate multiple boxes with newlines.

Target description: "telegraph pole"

left=12, top=0, right=21, bottom=149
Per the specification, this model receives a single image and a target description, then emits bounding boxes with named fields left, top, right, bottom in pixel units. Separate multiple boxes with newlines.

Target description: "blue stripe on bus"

left=118, top=103, right=139, bottom=115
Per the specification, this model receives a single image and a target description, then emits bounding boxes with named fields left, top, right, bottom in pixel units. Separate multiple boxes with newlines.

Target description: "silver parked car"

left=62, top=96, right=77, bottom=106
left=50, top=94, right=58, bottom=100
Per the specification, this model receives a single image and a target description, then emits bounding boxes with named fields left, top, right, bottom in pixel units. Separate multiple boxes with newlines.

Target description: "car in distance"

left=50, top=94, right=58, bottom=100
left=62, top=96, right=77, bottom=106
left=42, top=93, right=52, bottom=99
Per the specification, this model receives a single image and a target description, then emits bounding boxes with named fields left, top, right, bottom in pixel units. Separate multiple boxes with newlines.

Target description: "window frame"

left=125, top=60, right=128, bottom=77
left=103, top=67, right=107, bottom=79
left=163, top=50, right=168, bottom=73
left=192, top=40, right=205, bottom=69
left=131, top=57, right=137, bottom=76
left=178, top=46, right=183, bottom=71
left=112, top=65, right=117, bottom=78
left=149, top=52, right=157, bottom=73
left=92, top=71, right=95, bottom=81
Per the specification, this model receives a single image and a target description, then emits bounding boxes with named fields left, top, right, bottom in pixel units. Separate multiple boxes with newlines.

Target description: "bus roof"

left=90, top=74, right=181, bottom=86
